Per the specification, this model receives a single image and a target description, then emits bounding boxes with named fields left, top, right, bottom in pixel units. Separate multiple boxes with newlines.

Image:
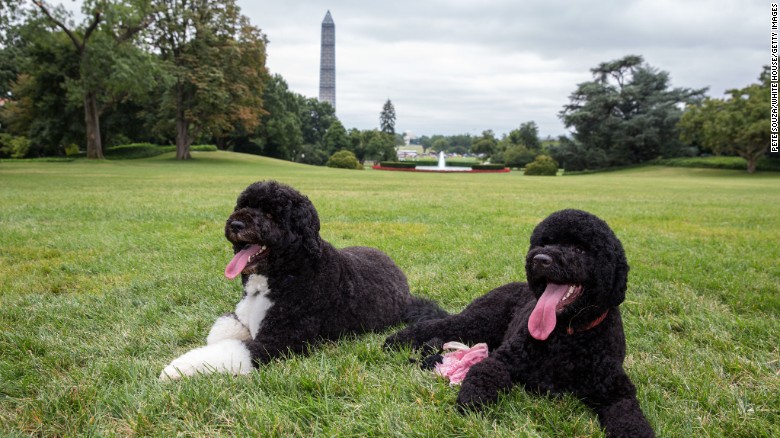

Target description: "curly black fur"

left=385, top=209, right=654, bottom=437
left=226, top=180, right=447, bottom=365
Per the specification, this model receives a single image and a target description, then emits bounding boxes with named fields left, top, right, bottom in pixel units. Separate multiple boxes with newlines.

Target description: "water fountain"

left=414, top=151, right=471, bottom=172
left=371, top=151, right=510, bottom=173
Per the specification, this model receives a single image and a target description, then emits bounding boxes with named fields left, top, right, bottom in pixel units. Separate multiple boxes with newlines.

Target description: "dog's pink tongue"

left=528, top=283, right=569, bottom=341
left=225, top=245, right=261, bottom=279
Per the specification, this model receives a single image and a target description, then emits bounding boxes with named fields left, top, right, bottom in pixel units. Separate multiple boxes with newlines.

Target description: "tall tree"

left=560, top=55, right=706, bottom=167
left=380, top=99, right=395, bottom=135
left=322, top=119, right=349, bottom=155
left=0, top=0, right=26, bottom=101
left=254, top=74, right=302, bottom=160
left=511, top=121, right=541, bottom=150
left=447, top=133, right=474, bottom=154
left=417, top=135, right=432, bottom=152
left=347, top=127, right=366, bottom=163
left=431, top=137, right=449, bottom=153
left=472, top=129, right=497, bottom=157
left=149, top=0, right=268, bottom=160
left=30, top=0, right=154, bottom=159
left=1, top=29, right=84, bottom=156
left=298, top=96, right=335, bottom=146
left=548, top=136, right=608, bottom=172
left=678, top=67, right=770, bottom=173
left=363, top=129, right=396, bottom=162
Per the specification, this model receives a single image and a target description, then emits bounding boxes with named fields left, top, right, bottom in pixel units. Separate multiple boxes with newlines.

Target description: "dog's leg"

left=385, top=283, right=523, bottom=351
left=584, top=368, right=655, bottom=437
left=159, top=339, right=253, bottom=381
left=242, top=315, right=324, bottom=365
left=384, top=316, right=461, bottom=350
left=595, top=397, right=655, bottom=438
left=206, top=313, right=251, bottom=345
left=455, top=330, right=533, bottom=412
left=455, top=355, right=513, bottom=411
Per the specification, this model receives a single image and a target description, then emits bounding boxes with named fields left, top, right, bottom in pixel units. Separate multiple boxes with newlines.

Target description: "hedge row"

left=378, top=161, right=417, bottom=169
left=471, top=164, right=507, bottom=170
left=105, top=143, right=217, bottom=159
left=409, top=160, right=472, bottom=168
left=191, top=145, right=218, bottom=152
left=105, top=143, right=175, bottom=159
left=652, top=156, right=780, bottom=172
left=378, top=161, right=508, bottom=170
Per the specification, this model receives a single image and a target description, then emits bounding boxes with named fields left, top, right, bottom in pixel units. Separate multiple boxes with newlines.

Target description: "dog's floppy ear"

left=288, top=194, right=322, bottom=260
left=607, top=247, right=629, bottom=307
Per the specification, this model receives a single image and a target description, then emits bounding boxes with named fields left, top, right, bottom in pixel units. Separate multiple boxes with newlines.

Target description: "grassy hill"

left=1, top=151, right=778, bottom=436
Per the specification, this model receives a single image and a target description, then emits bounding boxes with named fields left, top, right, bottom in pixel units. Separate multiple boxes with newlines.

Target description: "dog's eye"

left=573, top=246, right=585, bottom=254
left=265, top=213, right=273, bottom=220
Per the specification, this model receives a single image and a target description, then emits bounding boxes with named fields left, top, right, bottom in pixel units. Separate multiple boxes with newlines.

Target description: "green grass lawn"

left=1, top=151, right=778, bottom=436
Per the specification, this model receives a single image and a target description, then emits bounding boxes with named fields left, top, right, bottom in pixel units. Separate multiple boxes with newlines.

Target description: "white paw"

left=207, top=314, right=252, bottom=345
left=159, top=339, right=253, bottom=381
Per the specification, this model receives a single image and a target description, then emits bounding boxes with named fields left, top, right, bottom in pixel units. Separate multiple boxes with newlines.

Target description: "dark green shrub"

left=378, top=161, right=416, bottom=169
left=0, top=134, right=31, bottom=158
left=191, top=144, right=218, bottom=152
left=233, top=140, right=263, bottom=156
left=64, top=144, right=81, bottom=156
left=297, top=144, right=329, bottom=166
left=105, top=143, right=175, bottom=159
left=471, top=164, right=506, bottom=171
left=653, top=156, right=780, bottom=172
left=409, top=159, right=471, bottom=168
left=104, top=143, right=216, bottom=159
left=504, top=146, right=537, bottom=168
left=524, top=155, right=559, bottom=176
left=409, top=159, right=437, bottom=166
left=326, top=150, right=363, bottom=170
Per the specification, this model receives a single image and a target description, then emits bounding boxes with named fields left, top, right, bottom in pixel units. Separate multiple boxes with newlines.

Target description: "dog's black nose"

left=229, top=220, right=245, bottom=232
left=533, top=253, right=553, bottom=267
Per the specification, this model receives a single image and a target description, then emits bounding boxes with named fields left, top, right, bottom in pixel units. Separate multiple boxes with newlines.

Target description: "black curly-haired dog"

left=160, top=180, right=446, bottom=380
left=385, top=209, right=654, bottom=437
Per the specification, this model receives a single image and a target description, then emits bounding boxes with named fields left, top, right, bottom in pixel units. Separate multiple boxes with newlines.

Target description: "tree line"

left=0, top=2, right=771, bottom=172
left=555, top=55, right=771, bottom=173
left=236, top=76, right=397, bottom=165
left=0, top=0, right=398, bottom=164
left=420, top=56, right=770, bottom=174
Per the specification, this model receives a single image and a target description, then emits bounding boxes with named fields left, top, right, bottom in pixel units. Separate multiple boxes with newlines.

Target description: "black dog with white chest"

left=385, top=209, right=654, bottom=437
left=161, top=180, right=446, bottom=380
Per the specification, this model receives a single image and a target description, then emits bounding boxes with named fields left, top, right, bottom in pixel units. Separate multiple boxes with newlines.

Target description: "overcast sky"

left=234, top=0, right=767, bottom=139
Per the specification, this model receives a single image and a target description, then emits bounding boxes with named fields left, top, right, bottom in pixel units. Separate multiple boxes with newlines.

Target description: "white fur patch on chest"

left=234, top=274, right=274, bottom=338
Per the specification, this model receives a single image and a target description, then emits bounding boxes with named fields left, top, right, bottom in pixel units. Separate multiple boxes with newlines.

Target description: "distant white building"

left=403, top=131, right=415, bottom=146
left=396, top=149, right=418, bottom=160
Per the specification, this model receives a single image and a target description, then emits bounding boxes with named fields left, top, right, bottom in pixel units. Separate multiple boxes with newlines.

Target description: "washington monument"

left=319, top=11, right=335, bottom=110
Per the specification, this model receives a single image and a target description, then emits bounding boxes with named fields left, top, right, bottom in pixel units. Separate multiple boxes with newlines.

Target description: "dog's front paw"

left=384, top=331, right=414, bottom=350
left=455, top=357, right=511, bottom=413
left=159, top=360, right=196, bottom=381
left=159, top=339, right=253, bottom=381
left=206, top=313, right=251, bottom=345
left=420, top=337, right=444, bottom=355
left=420, top=353, right=444, bottom=370
left=385, top=330, right=435, bottom=351
left=417, top=337, right=445, bottom=369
